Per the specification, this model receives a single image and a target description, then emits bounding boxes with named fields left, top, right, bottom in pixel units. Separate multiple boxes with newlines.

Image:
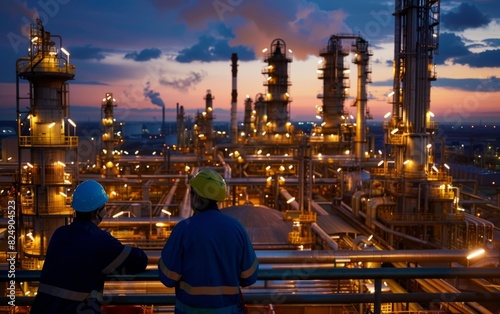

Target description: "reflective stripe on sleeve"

left=101, top=245, right=132, bottom=274
left=38, top=283, right=102, bottom=302
left=179, top=281, right=239, bottom=296
left=240, top=258, right=258, bottom=279
left=159, top=258, right=182, bottom=281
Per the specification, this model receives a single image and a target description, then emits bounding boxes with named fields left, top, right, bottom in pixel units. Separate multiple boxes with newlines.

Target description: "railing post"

left=374, top=278, right=381, bottom=314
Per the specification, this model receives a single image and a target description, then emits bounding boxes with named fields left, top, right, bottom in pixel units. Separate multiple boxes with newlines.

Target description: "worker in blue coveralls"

left=30, top=180, right=148, bottom=314
left=158, top=169, right=259, bottom=313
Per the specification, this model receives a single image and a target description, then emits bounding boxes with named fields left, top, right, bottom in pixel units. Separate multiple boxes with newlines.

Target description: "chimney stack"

left=231, top=53, right=238, bottom=144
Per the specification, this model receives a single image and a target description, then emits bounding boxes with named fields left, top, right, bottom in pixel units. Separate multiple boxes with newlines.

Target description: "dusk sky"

left=1, top=0, right=499, bottom=123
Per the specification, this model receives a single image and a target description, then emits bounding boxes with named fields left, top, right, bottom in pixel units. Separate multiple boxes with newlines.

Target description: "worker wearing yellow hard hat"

left=158, top=169, right=258, bottom=313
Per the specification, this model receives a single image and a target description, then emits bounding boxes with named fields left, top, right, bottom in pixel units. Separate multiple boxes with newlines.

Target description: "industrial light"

left=444, top=163, right=450, bottom=170
left=262, top=48, right=268, bottom=53
left=48, top=122, right=56, bottom=128
left=466, top=248, right=485, bottom=260
left=60, top=47, right=70, bottom=56
left=403, top=159, right=410, bottom=165
left=384, top=112, right=392, bottom=118
left=390, top=128, right=399, bottom=135
left=432, top=165, right=439, bottom=172
left=377, top=160, right=384, bottom=166
left=367, top=235, right=373, bottom=241
left=286, top=197, right=295, bottom=204
left=335, top=258, right=351, bottom=263
left=113, top=211, right=125, bottom=218
left=162, top=209, right=171, bottom=216
left=68, top=118, right=76, bottom=127
left=427, top=144, right=432, bottom=149
left=387, top=91, right=395, bottom=97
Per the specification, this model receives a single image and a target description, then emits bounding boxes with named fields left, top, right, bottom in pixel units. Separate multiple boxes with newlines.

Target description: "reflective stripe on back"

left=101, top=245, right=131, bottom=274
left=38, top=283, right=102, bottom=302
left=176, top=299, right=241, bottom=314
left=180, top=281, right=239, bottom=296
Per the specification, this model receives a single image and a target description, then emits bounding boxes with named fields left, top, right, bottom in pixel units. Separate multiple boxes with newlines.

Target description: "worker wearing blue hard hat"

left=30, top=180, right=148, bottom=314
left=158, top=169, right=258, bottom=313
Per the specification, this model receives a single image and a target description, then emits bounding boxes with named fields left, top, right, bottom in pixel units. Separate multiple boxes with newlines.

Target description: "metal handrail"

left=2, top=267, right=499, bottom=308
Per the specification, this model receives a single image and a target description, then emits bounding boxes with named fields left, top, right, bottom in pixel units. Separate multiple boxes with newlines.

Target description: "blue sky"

left=1, top=0, right=499, bottom=122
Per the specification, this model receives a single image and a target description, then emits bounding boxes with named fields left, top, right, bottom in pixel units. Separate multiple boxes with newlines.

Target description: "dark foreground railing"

left=2, top=267, right=500, bottom=314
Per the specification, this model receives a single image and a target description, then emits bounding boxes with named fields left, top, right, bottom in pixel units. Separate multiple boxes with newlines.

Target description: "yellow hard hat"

left=189, top=169, right=226, bottom=201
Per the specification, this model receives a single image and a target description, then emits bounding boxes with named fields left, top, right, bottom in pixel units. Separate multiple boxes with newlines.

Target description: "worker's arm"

left=98, top=231, right=148, bottom=275
left=158, top=223, right=184, bottom=287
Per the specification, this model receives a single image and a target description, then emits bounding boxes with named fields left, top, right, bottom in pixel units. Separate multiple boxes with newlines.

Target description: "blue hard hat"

left=71, top=180, right=109, bottom=212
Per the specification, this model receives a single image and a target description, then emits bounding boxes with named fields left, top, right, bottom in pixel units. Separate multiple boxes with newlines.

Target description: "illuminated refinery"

left=1, top=1, right=500, bottom=313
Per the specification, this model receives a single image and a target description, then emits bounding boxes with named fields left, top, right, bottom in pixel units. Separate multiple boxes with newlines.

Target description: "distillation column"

left=352, top=37, right=372, bottom=161
left=389, top=0, right=440, bottom=177
left=203, top=90, right=215, bottom=154
left=16, top=19, right=77, bottom=265
left=242, top=95, right=253, bottom=139
left=253, top=93, right=266, bottom=136
left=101, top=93, right=118, bottom=177
left=176, top=103, right=186, bottom=149
left=318, top=36, right=349, bottom=136
left=262, top=39, right=292, bottom=138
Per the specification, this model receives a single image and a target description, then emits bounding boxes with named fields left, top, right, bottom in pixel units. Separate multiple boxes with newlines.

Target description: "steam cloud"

left=143, top=82, right=165, bottom=107
left=159, top=71, right=206, bottom=92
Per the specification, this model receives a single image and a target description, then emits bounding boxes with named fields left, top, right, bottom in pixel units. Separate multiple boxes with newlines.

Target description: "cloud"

left=124, top=48, right=162, bottom=62
left=176, top=34, right=254, bottom=62
left=153, top=0, right=348, bottom=61
left=69, top=45, right=108, bottom=61
left=454, top=49, right=500, bottom=68
left=159, top=71, right=206, bottom=92
left=434, top=76, right=500, bottom=92
left=372, top=76, right=500, bottom=92
left=435, top=33, right=471, bottom=65
left=441, top=3, right=491, bottom=32
left=482, top=38, right=500, bottom=48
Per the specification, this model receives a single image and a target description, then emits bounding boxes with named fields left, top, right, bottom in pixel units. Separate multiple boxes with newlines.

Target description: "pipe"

left=311, top=223, right=339, bottom=250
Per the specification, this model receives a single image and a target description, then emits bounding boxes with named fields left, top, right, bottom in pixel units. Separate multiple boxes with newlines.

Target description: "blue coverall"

left=30, top=218, right=148, bottom=313
left=158, top=205, right=258, bottom=313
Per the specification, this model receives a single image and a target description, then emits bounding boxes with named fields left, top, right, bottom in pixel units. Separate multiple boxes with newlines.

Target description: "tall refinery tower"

left=316, top=35, right=372, bottom=157
left=261, top=39, right=292, bottom=139
left=101, top=93, right=119, bottom=178
left=16, top=19, right=78, bottom=267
